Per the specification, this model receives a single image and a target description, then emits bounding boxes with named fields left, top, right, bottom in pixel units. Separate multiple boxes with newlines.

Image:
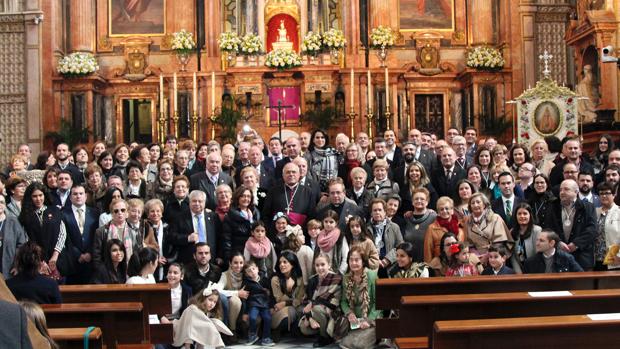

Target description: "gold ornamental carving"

left=265, top=0, right=300, bottom=23
left=99, top=36, right=113, bottom=51
left=115, top=37, right=155, bottom=81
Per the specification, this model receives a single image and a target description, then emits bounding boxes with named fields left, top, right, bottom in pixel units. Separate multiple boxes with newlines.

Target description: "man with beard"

left=53, top=142, right=84, bottom=184
left=549, top=138, right=594, bottom=186
left=393, top=142, right=417, bottom=189
left=577, top=172, right=600, bottom=208
left=384, top=130, right=402, bottom=166
left=605, top=164, right=620, bottom=205
left=542, top=179, right=597, bottom=270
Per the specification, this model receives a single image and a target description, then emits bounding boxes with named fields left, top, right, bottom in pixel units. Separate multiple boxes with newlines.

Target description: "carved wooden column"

left=519, top=0, right=537, bottom=90
left=69, top=0, right=94, bottom=52
left=368, top=0, right=397, bottom=30
left=258, top=0, right=266, bottom=42
left=345, top=0, right=361, bottom=59
left=470, top=0, right=494, bottom=45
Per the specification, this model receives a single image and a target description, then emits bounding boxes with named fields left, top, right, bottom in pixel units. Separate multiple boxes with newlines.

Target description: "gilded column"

left=470, top=0, right=494, bottom=45
left=258, top=0, right=265, bottom=43
left=69, top=0, right=94, bottom=52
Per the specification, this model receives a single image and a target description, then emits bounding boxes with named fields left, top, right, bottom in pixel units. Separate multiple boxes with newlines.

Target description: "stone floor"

left=226, top=336, right=340, bottom=349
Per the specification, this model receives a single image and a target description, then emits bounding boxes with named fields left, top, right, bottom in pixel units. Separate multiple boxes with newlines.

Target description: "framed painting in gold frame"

left=108, top=0, right=166, bottom=37
left=399, top=0, right=455, bottom=32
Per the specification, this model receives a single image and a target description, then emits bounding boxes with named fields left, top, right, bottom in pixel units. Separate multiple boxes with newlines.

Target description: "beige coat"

left=466, top=210, right=513, bottom=256
left=423, top=220, right=467, bottom=263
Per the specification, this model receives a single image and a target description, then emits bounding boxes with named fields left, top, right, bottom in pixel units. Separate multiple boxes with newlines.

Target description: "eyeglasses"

left=113, top=208, right=127, bottom=214
left=599, top=191, right=614, bottom=196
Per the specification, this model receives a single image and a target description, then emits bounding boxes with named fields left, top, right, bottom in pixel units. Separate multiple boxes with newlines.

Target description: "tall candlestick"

left=211, top=72, right=216, bottom=112
left=384, top=67, right=390, bottom=109
left=193, top=72, right=198, bottom=113
left=159, top=74, right=164, bottom=116
left=173, top=73, right=178, bottom=113
left=350, top=68, right=354, bottom=108
left=367, top=70, right=372, bottom=111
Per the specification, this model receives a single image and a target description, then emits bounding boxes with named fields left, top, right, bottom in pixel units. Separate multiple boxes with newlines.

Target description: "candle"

left=211, top=72, right=215, bottom=112
left=159, top=74, right=164, bottom=115
left=192, top=72, right=198, bottom=113
left=385, top=67, right=389, bottom=109
left=367, top=70, right=372, bottom=111
left=173, top=73, right=178, bottom=113
left=350, top=68, right=354, bottom=109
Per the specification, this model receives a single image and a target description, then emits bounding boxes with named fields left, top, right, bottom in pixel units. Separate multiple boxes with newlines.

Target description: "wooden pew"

left=396, top=289, right=620, bottom=340
left=42, top=302, right=146, bottom=349
left=60, top=283, right=172, bottom=343
left=376, top=272, right=620, bottom=339
left=432, top=314, right=620, bottom=349
left=376, top=272, right=620, bottom=311
left=49, top=327, right=103, bottom=349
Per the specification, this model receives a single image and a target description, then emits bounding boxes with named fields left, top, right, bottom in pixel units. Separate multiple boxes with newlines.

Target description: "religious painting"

left=516, top=78, right=579, bottom=149
left=533, top=101, right=561, bottom=135
left=399, top=0, right=455, bottom=31
left=109, top=0, right=166, bottom=37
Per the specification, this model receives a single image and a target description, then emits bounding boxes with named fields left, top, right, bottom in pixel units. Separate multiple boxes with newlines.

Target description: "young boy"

left=306, top=219, right=322, bottom=252
left=481, top=245, right=515, bottom=275
left=242, top=261, right=274, bottom=346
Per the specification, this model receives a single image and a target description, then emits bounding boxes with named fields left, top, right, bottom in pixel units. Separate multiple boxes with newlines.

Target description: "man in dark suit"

left=431, top=147, right=466, bottom=199
left=236, top=145, right=274, bottom=189
left=293, top=157, right=321, bottom=204
left=393, top=142, right=416, bottom=189
left=169, top=190, right=219, bottom=265
left=316, top=178, right=364, bottom=231
left=548, top=138, right=594, bottom=187
left=53, top=142, right=84, bottom=184
left=464, top=127, right=478, bottom=165
left=62, top=184, right=100, bottom=284
left=275, top=136, right=302, bottom=180
left=542, top=179, right=597, bottom=271
left=263, top=136, right=283, bottom=173
left=384, top=130, right=402, bottom=167
left=407, top=129, right=436, bottom=174
left=451, top=136, right=470, bottom=172
left=577, top=171, right=601, bottom=208
left=51, top=170, right=73, bottom=209
left=491, top=172, right=524, bottom=230
left=190, top=152, right=234, bottom=210
left=523, top=230, right=583, bottom=273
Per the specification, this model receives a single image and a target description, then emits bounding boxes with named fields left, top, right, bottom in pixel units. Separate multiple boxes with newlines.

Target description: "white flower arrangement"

left=171, top=29, right=196, bottom=54
left=322, top=28, right=346, bottom=49
left=218, top=31, right=242, bottom=53
left=370, top=26, right=395, bottom=49
left=265, top=48, right=302, bottom=70
left=466, top=46, right=505, bottom=70
left=301, top=31, right=323, bottom=56
left=57, top=52, right=99, bottom=76
left=240, top=33, right=264, bottom=55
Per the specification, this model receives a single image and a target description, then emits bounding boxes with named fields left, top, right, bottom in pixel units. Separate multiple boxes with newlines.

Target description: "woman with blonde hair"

left=19, top=301, right=59, bottom=349
left=465, top=192, right=513, bottom=264
left=423, top=196, right=466, bottom=263
left=400, top=161, right=438, bottom=212
left=529, top=139, right=555, bottom=176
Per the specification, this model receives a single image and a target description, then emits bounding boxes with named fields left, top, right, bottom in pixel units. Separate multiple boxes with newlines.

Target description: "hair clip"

left=273, top=211, right=287, bottom=221
left=285, top=224, right=302, bottom=237
left=202, top=282, right=220, bottom=296
left=449, top=243, right=461, bottom=254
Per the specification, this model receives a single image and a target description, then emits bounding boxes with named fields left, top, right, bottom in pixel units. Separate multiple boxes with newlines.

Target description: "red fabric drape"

left=266, top=14, right=299, bottom=52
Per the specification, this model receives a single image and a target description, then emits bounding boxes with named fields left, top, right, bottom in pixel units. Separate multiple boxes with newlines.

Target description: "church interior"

left=0, top=0, right=619, bottom=163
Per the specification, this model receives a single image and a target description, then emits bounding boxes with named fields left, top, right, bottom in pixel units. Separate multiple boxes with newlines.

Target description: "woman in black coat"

left=221, top=186, right=260, bottom=263
left=90, top=238, right=128, bottom=284
left=6, top=241, right=62, bottom=304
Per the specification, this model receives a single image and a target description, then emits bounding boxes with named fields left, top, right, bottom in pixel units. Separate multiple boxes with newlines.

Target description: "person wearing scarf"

left=466, top=192, right=513, bottom=265
left=423, top=196, right=466, bottom=263
left=337, top=143, right=363, bottom=189
left=216, top=253, right=248, bottom=342
left=308, top=130, right=340, bottom=191
left=243, top=222, right=277, bottom=279
left=338, top=247, right=381, bottom=349
left=146, top=159, right=174, bottom=202
left=316, top=211, right=349, bottom=275
left=93, top=198, right=142, bottom=270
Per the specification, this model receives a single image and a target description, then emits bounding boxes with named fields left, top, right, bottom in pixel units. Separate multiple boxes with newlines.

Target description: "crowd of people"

left=1, top=126, right=620, bottom=349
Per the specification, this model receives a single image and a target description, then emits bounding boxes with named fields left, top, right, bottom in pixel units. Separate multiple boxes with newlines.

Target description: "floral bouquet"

left=240, top=33, right=264, bottom=55
left=301, top=31, right=323, bottom=56
left=265, top=48, right=302, bottom=70
left=171, top=29, right=196, bottom=55
left=466, top=46, right=505, bottom=71
left=322, top=28, right=346, bottom=49
left=57, top=52, right=99, bottom=76
left=370, top=26, right=395, bottom=49
left=218, top=31, right=242, bottom=53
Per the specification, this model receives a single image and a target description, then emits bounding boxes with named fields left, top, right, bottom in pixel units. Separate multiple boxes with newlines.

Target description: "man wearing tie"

left=451, top=136, right=469, bottom=171
left=190, top=152, right=234, bottom=210
left=52, top=171, right=73, bottom=209
left=169, top=190, right=218, bottom=265
left=492, top=172, right=523, bottom=230
left=263, top=137, right=283, bottom=172
left=62, top=184, right=100, bottom=284
left=577, top=172, right=601, bottom=208
left=431, top=148, right=465, bottom=198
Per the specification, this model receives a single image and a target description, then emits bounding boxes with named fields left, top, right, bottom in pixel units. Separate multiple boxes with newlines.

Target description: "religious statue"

left=278, top=20, right=289, bottom=42
left=576, top=64, right=599, bottom=123
left=539, top=106, right=558, bottom=134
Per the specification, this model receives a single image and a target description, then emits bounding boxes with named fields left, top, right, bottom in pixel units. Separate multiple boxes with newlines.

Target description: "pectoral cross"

left=266, top=100, right=295, bottom=141
left=539, top=50, right=553, bottom=78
